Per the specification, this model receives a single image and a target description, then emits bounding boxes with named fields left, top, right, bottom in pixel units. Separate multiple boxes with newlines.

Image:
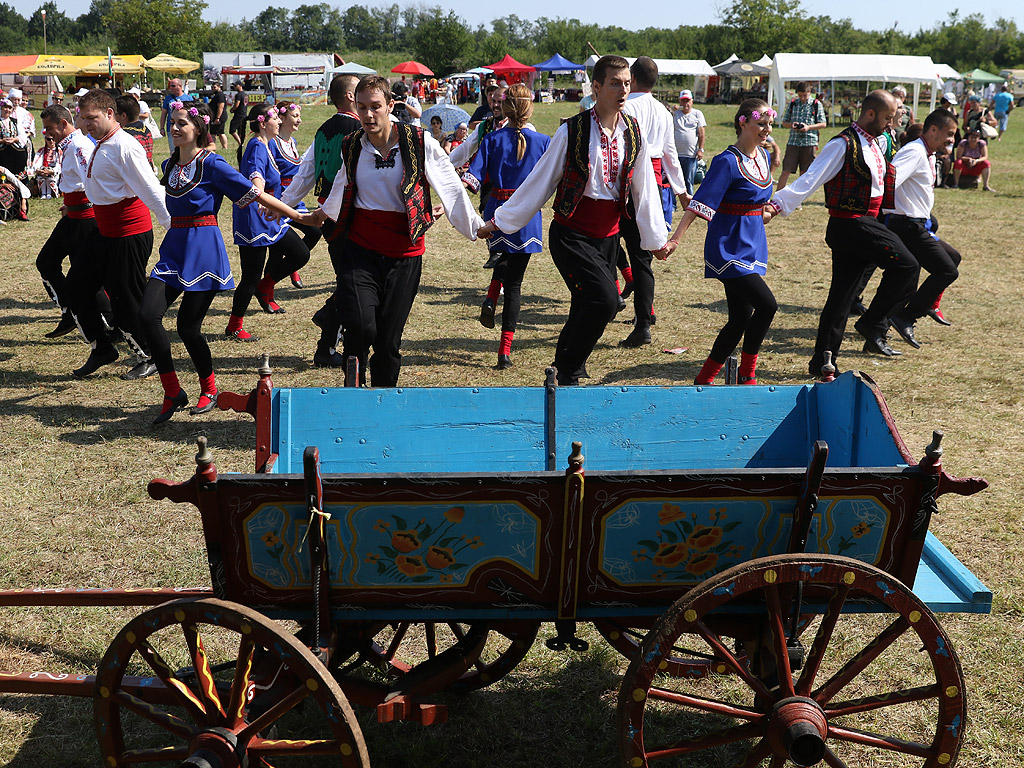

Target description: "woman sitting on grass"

left=952, top=129, right=994, bottom=192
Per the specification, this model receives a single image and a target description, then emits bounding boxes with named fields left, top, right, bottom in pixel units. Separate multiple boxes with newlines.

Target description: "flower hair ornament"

left=256, top=114, right=266, bottom=123
left=169, top=100, right=184, bottom=111
left=278, top=104, right=298, bottom=114
left=739, top=108, right=778, bottom=124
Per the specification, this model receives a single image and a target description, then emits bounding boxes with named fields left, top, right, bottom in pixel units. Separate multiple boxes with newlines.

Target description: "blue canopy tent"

left=532, top=53, right=584, bottom=73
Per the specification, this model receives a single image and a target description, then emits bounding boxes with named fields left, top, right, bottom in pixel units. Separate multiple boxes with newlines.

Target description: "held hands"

left=653, top=240, right=677, bottom=261
left=762, top=205, right=777, bottom=225
left=477, top=221, right=498, bottom=239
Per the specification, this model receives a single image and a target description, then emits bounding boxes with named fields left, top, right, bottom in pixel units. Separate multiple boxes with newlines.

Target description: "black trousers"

left=233, top=228, right=310, bottom=316
left=885, top=216, right=961, bottom=318
left=337, top=240, right=422, bottom=387
left=619, top=205, right=655, bottom=331
left=492, top=253, right=532, bottom=333
left=710, top=273, right=778, bottom=362
left=811, top=216, right=919, bottom=370
left=138, top=278, right=218, bottom=377
left=264, top=220, right=322, bottom=277
left=37, top=215, right=98, bottom=311
left=68, top=228, right=154, bottom=358
left=549, top=220, right=620, bottom=384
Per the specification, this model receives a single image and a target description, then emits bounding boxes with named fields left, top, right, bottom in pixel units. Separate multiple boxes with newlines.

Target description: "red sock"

left=486, top=279, right=502, bottom=302
left=621, top=266, right=633, bottom=282
left=695, top=357, right=724, bottom=385
left=499, top=331, right=514, bottom=356
left=739, top=352, right=758, bottom=384
left=159, top=371, right=181, bottom=399
left=256, top=276, right=282, bottom=311
left=226, top=314, right=243, bottom=334
left=615, top=279, right=621, bottom=293
left=931, top=291, right=944, bottom=311
left=195, top=373, right=217, bottom=410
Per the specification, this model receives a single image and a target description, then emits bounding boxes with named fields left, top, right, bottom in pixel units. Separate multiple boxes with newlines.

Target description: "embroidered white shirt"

left=57, top=130, right=93, bottom=195
left=623, top=91, right=687, bottom=194
left=84, top=127, right=170, bottom=228
left=882, top=138, right=935, bottom=220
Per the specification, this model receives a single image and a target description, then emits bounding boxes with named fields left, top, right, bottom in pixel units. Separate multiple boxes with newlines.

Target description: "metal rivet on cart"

left=175, top=610, right=185, bottom=621
left=843, top=572, right=856, bottom=584
left=125, top=631, right=136, bottom=644
left=306, top=678, right=319, bottom=691
left=764, top=570, right=777, bottom=583
left=632, top=688, right=646, bottom=702
left=937, top=754, right=951, bottom=765
left=945, top=686, right=958, bottom=698
left=684, top=609, right=697, bottom=623
left=909, top=611, right=921, bottom=623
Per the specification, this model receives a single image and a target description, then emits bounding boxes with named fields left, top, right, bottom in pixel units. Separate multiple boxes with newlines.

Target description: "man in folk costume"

left=35, top=103, right=111, bottom=339
left=281, top=74, right=362, bottom=368
left=618, top=55, right=687, bottom=348
left=68, top=89, right=170, bottom=380
left=766, top=90, right=919, bottom=376
left=478, top=56, right=670, bottom=386
left=309, top=75, right=484, bottom=387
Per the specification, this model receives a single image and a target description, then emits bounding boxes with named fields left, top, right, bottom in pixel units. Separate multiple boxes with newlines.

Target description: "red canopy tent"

left=484, top=55, right=535, bottom=86
left=392, top=61, right=434, bottom=77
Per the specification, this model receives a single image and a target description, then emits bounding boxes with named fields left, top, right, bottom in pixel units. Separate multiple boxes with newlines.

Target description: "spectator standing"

left=229, top=82, right=246, bottom=146
left=7, top=88, right=36, bottom=155
left=208, top=82, right=228, bottom=149
left=391, top=81, right=422, bottom=127
left=673, top=89, right=705, bottom=203
left=992, top=83, right=1014, bottom=141
left=0, top=97, right=29, bottom=174
left=160, top=79, right=193, bottom=155
left=116, top=94, right=154, bottom=168
left=777, top=81, right=827, bottom=191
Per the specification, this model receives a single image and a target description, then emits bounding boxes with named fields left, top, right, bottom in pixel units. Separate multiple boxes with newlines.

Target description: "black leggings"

left=233, top=228, right=310, bottom=316
left=493, top=253, right=531, bottom=333
left=139, top=278, right=218, bottom=377
left=709, top=273, right=778, bottom=362
left=265, top=220, right=321, bottom=277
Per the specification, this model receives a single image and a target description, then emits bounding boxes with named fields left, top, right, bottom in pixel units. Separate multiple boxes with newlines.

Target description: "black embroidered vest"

left=823, top=126, right=896, bottom=215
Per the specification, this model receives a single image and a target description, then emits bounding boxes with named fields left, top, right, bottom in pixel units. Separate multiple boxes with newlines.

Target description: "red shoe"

left=225, top=327, right=259, bottom=342
left=290, top=272, right=304, bottom=289
left=255, top=278, right=285, bottom=314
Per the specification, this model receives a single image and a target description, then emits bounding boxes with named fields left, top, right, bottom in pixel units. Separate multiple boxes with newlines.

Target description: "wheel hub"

left=766, top=696, right=828, bottom=767
left=182, top=727, right=247, bottom=768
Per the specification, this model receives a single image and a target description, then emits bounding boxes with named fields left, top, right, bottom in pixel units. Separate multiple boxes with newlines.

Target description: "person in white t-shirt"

left=673, top=89, right=705, bottom=201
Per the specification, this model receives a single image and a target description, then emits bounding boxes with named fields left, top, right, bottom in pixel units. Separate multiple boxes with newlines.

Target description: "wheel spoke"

left=136, top=640, right=208, bottom=722
left=763, top=584, right=796, bottom=698
left=235, top=683, right=311, bottom=744
left=449, top=622, right=466, bottom=640
left=425, top=622, right=437, bottom=657
left=734, top=738, right=773, bottom=768
left=119, top=745, right=190, bottom=763
left=795, top=585, right=849, bottom=696
left=225, top=636, right=256, bottom=727
left=384, top=622, right=409, bottom=662
left=812, top=616, right=910, bottom=704
left=249, top=738, right=344, bottom=756
left=693, top=619, right=774, bottom=702
left=826, top=683, right=941, bottom=718
left=768, top=755, right=786, bottom=768
left=647, top=686, right=763, bottom=722
left=113, top=690, right=193, bottom=740
left=645, top=721, right=762, bottom=760
left=182, top=623, right=226, bottom=720
left=822, top=744, right=850, bottom=768
left=828, top=723, right=933, bottom=758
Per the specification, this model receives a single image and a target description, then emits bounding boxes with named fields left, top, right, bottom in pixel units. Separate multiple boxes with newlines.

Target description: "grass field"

left=0, top=100, right=1022, bottom=767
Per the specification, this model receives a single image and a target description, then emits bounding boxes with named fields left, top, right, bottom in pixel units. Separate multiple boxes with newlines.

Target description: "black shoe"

left=45, top=314, right=77, bottom=339
left=313, top=349, right=345, bottom=368
left=619, top=328, right=652, bottom=348
left=888, top=313, right=921, bottom=349
left=479, top=298, right=496, bottom=329
left=482, top=252, right=503, bottom=269
left=290, top=273, right=304, bottom=289
left=649, top=312, right=657, bottom=326
left=615, top=296, right=627, bottom=314
left=312, top=305, right=329, bottom=329
left=861, top=335, right=901, bottom=357
left=153, top=389, right=188, bottom=425
left=190, top=392, right=218, bottom=416
left=850, top=299, right=867, bottom=317
left=620, top=280, right=634, bottom=299
left=926, top=308, right=952, bottom=326
left=497, top=354, right=513, bottom=370
left=122, top=360, right=158, bottom=380
left=73, top=346, right=119, bottom=378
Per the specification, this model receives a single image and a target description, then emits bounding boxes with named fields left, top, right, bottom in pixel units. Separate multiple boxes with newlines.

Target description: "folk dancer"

left=765, top=90, right=920, bottom=376
left=308, top=75, right=485, bottom=387
left=141, top=103, right=309, bottom=424
left=477, top=56, right=669, bottom=386
left=660, top=100, right=778, bottom=386
left=68, top=89, right=171, bottom=380
left=463, top=82, right=551, bottom=369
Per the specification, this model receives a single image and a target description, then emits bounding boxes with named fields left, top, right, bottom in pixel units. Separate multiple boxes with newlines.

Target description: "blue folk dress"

left=686, top=145, right=773, bottom=279
left=465, top=125, right=551, bottom=255
left=233, top=137, right=289, bottom=246
left=269, top=135, right=309, bottom=215
left=153, top=150, right=260, bottom=291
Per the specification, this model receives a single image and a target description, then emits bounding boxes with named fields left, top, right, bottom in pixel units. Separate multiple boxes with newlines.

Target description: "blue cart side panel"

left=812, top=374, right=908, bottom=468
left=270, top=386, right=549, bottom=474
left=915, top=532, right=993, bottom=613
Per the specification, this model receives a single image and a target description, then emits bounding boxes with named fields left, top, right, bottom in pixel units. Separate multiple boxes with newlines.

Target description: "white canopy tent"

left=583, top=54, right=715, bottom=76
left=768, top=53, right=943, bottom=117
left=754, top=54, right=773, bottom=68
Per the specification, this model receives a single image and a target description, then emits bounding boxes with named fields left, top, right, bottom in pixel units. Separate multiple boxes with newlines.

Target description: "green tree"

left=74, top=0, right=112, bottom=40
left=198, top=20, right=255, bottom=55
left=248, top=6, right=292, bottom=51
left=291, top=3, right=344, bottom=52
left=28, top=2, right=75, bottom=44
left=410, top=9, right=474, bottom=75
left=719, top=0, right=814, bottom=58
left=535, top=17, right=602, bottom=63
left=341, top=5, right=375, bottom=50
left=104, top=0, right=209, bottom=58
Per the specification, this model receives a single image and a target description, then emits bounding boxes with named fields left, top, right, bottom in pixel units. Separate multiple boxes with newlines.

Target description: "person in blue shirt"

left=991, top=83, right=1015, bottom=140
left=160, top=78, right=193, bottom=155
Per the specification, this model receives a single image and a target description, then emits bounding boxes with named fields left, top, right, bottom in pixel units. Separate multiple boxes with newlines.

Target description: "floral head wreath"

left=169, top=100, right=184, bottom=110
left=278, top=104, right=298, bottom=114
left=186, top=106, right=210, bottom=124
left=739, top=108, right=777, bottom=124
left=256, top=114, right=266, bottom=123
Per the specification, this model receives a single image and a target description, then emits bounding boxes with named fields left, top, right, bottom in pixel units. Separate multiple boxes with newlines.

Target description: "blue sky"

left=12, top=0, right=1022, bottom=35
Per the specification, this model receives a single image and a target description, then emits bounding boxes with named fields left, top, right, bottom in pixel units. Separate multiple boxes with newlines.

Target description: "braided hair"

left=236, top=101, right=277, bottom=164
left=500, top=83, right=534, bottom=161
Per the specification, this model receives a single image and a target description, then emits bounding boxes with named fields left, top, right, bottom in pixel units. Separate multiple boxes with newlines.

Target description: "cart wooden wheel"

left=334, top=620, right=540, bottom=694
left=618, top=554, right=966, bottom=768
left=94, top=597, right=369, bottom=768
left=596, top=619, right=748, bottom=678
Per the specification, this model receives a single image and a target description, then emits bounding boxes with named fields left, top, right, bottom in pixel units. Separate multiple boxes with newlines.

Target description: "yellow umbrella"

left=19, top=56, right=80, bottom=75
left=79, top=55, right=145, bottom=75
left=144, top=53, right=200, bottom=74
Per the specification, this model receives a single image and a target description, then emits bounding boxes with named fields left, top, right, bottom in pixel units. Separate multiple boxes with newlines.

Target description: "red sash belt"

left=490, top=188, right=516, bottom=202
left=94, top=197, right=152, bottom=237
left=280, top=177, right=292, bottom=188
left=829, top=196, right=883, bottom=220
left=349, top=208, right=424, bottom=258
left=171, top=215, right=218, bottom=228
left=554, top=196, right=621, bottom=239
left=718, top=202, right=764, bottom=216
left=63, top=190, right=95, bottom=220
left=650, top=157, right=669, bottom=188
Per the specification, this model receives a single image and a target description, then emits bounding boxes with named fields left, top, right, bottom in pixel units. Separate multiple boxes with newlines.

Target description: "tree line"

left=2, top=0, right=1022, bottom=78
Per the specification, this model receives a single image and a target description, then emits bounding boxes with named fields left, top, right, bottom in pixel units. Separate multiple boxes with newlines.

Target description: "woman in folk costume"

left=266, top=100, right=320, bottom=289
left=142, top=103, right=309, bottom=424
left=660, top=99, right=778, bottom=385
left=463, top=83, right=551, bottom=369
left=229, top=102, right=310, bottom=338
